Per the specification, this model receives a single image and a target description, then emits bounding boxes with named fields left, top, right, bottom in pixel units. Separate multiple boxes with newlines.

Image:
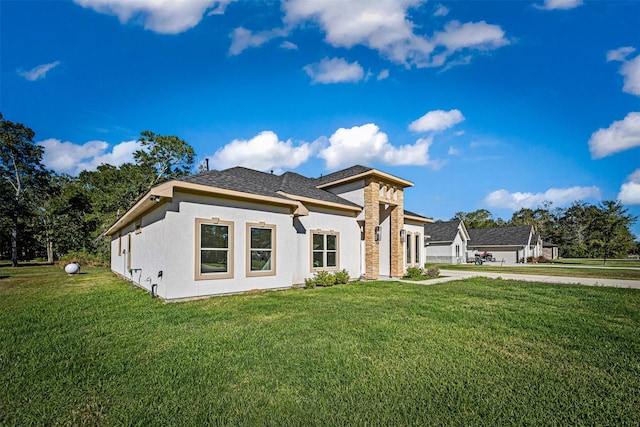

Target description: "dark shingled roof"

left=424, top=220, right=463, bottom=243
left=313, top=165, right=373, bottom=186
left=178, top=166, right=361, bottom=208
left=404, top=209, right=426, bottom=218
left=467, top=225, right=533, bottom=247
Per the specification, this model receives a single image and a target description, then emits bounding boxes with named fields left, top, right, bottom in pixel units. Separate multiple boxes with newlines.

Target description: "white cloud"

left=304, top=57, right=364, bottom=84
left=211, top=131, right=312, bottom=172
left=484, top=186, right=601, bottom=210
left=229, top=27, right=287, bottom=55
left=280, top=40, right=298, bottom=50
left=588, top=112, right=640, bottom=159
left=409, top=109, right=464, bottom=133
left=618, top=169, right=640, bottom=205
left=448, top=146, right=460, bottom=155
left=535, top=0, right=583, bottom=10
left=607, top=46, right=640, bottom=96
left=38, top=138, right=140, bottom=175
left=607, top=46, right=636, bottom=62
left=17, top=61, right=60, bottom=81
left=377, top=69, right=390, bottom=80
left=318, top=123, right=435, bottom=169
left=283, top=0, right=507, bottom=69
left=433, top=5, right=449, bottom=17
left=432, top=20, right=508, bottom=52
left=73, top=0, right=235, bottom=34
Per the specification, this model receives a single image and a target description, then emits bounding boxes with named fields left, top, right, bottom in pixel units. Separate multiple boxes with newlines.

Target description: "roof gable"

left=424, top=220, right=466, bottom=243
left=314, top=165, right=413, bottom=188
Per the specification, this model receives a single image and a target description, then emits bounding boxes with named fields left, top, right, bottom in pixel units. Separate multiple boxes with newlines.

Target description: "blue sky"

left=2, top=0, right=640, bottom=236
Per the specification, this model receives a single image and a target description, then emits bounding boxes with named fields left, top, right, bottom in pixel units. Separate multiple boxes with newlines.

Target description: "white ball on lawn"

left=64, top=263, right=80, bottom=274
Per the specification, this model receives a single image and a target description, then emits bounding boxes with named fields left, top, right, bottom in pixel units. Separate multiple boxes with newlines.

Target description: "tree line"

left=1, top=112, right=638, bottom=266
left=453, top=203, right=638, bottom=261
left=1, top=113, right=195, bottom=266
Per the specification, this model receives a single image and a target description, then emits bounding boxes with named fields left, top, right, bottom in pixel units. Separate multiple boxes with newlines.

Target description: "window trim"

left=310, top=230, right=340, bottom=272
left=195, top=218, right=234, bottom=281
left=246, top=222, right=276, bottom=277
left=414, top=233, right=421, bottom=265
left=118, top=234, right=122, bottom=256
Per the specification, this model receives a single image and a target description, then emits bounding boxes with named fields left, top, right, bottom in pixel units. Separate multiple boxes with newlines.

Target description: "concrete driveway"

left=404, top=269, right=640, bottom=289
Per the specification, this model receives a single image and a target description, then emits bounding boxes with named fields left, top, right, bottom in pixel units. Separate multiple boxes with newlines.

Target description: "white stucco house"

left=424, top=220, right=470, bottom=264
left=467, top=225, right=542, bottom=264
left=106, top=165, right=432, bottom=301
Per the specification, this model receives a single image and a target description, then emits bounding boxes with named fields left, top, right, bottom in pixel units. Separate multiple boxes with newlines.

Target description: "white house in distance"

left=467, top=225, right=542, bottom=264
left=106, top=165, right=431, bottom=301
left=424, top=220, right=470, bottom=264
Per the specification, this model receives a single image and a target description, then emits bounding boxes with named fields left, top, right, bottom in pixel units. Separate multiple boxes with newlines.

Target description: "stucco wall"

left=325, top=179, right=365, bottom=206
left=293, top=205, right=362, bottom=284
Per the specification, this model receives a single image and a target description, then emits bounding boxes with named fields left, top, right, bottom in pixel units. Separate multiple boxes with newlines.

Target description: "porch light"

left=400, top=229, right=406, bottom=243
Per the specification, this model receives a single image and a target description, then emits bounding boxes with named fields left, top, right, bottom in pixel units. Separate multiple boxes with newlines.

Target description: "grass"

left=439, top=263, right=640, bottom=280
left=551, top=258, right=640, bottom=268
left=1, top=265, right=639, bottom=425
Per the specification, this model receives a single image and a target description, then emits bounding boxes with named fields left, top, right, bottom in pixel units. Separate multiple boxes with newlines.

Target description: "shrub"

left=304, top=277, right=317, bottom=289
left=305, top=270, right=351, bottom=288
left=57, top=250, right=108, bottom=268
left=425, top=266, right=440, bottom=278
left=404, top=266, right=424, bottom=279
left=333, top=269, right=350, bottom=284
left=315, top=270, right=337, bottom=287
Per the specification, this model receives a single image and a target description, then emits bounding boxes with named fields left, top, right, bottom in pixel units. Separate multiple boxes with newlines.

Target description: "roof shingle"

left=467, top=225, right=533, bottom=246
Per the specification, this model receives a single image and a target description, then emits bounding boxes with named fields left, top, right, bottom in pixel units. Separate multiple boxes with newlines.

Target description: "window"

left=118, top=235, right=122, bottom=256
left=311, top=231, right=339, bottom=271
left=195, top=218, right=234, bottom=280
left=414, top=234, right=420, bottom=264
left=455, top=244, right=460, bottom=258
left=406, top=232, right=412, bottom=266
left=246, top=223, right=276, bottom=277
left=126, top=233, right=132, bottom=271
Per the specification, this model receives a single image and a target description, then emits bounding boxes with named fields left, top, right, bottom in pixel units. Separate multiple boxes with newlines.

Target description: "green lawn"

left=1, top=265, right=639, bottom=425
left=551, top=258, right=640, bottom=268
left=439, top=263, right=640, bottom=280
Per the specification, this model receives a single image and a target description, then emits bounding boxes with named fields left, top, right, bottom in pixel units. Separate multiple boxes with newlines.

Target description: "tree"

left=453, top=209, right=501, bottom=229
left=0, top=113, right=47, bottom=266
left=588, top=200, right=636, bottom=265
left=134, top=131, right=195, bottom=189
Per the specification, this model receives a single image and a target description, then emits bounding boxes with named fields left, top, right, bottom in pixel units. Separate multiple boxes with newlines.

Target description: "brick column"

left=363, top=179, right=380, bottom=280
left=390, top=188, right=404, bottom=277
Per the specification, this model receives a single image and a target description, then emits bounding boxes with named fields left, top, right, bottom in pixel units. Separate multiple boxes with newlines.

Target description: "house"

left=424, top=219, right=470, bottom=264
left=467, top=225, right=541, bottom=264
left=106, top=165, right=431, bottom=300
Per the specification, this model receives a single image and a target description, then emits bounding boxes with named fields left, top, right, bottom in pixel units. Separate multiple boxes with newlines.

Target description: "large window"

left=195, top=218, right=234, bottom=280
left=414, top=234, right=420, bottom=265
left=247, top=223, right=276, bottom=277
left=311, top=231, right=339, bottom=271
left=406, top=232, right=412, bottom=266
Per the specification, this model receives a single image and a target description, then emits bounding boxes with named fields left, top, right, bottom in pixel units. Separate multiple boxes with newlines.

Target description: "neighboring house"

left=106, top=165, right=431, bottom=301
left=467, top=225, right=541, bottom=264
left=424, top=220, right=470, bottom=264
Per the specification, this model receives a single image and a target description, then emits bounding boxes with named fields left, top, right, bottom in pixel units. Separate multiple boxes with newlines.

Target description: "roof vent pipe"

left=205, top=159, right=209, bottom=171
